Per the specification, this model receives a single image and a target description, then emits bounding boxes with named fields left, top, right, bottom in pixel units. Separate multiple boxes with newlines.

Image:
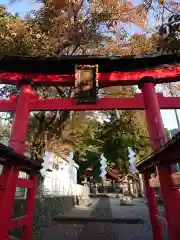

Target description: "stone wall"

left=10, top=196, right=74, bottom=238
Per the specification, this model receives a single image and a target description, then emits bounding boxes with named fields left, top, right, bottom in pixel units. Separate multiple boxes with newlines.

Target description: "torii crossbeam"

left=1, top=94, right=180, bottom=111
left=0, top=54, right=180, bottom=86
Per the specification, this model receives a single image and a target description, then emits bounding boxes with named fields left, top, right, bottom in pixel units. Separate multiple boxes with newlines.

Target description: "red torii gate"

left=0, top=54, right=180, bottom=239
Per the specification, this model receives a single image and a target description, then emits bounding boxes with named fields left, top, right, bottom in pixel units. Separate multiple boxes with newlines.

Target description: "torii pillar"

left=139, top=77, right=180, bottom=240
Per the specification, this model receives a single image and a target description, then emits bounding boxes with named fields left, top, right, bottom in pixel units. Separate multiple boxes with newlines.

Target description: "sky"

left=0, top=0, right=41, bottom=17
left=0, top=0, right=180, bottom=131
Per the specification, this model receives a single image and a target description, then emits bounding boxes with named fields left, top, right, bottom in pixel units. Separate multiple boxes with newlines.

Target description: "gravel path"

left=33, top=197, right=156, bottom=240
left=108, top=198, right=153, bottom=240
left=77, top=198, right=112, bottom=240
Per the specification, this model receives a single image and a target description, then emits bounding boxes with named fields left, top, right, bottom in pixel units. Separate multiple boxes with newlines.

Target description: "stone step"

left=54, top=216, right=145, bottom=223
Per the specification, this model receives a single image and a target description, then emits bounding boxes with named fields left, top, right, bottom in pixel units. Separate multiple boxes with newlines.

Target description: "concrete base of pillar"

left=78, top=197, right=92, bottom=207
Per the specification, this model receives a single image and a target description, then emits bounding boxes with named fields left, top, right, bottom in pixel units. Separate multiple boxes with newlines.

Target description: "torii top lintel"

left=0, top=54, right=180, bottom=86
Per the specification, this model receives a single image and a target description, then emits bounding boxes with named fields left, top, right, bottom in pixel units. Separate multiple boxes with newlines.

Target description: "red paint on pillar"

left=143, top=172, right=163, bottom=240
left=158, top=165, right=180, bottom=239
left=140, top=81, right=166, bottom=150
left=10, top=84, right=37, bottom=240
left=0, top=84, right=37, bottom=239
left=22, top=175, right=37, bottom=240
left=140, top=81, right=164, bottom=240
left=141, top=80, right=180, bottom=240
left=0, top=167, right=20, bottom=239
left=9, top=85, right=34, bottom=154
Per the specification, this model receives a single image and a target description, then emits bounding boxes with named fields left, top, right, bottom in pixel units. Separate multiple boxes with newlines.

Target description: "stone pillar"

left=139, top=174, right=145, bottom=197
left=78, top=178, right=92, bottom=207
left=121, top=177, right=132, bottom=205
